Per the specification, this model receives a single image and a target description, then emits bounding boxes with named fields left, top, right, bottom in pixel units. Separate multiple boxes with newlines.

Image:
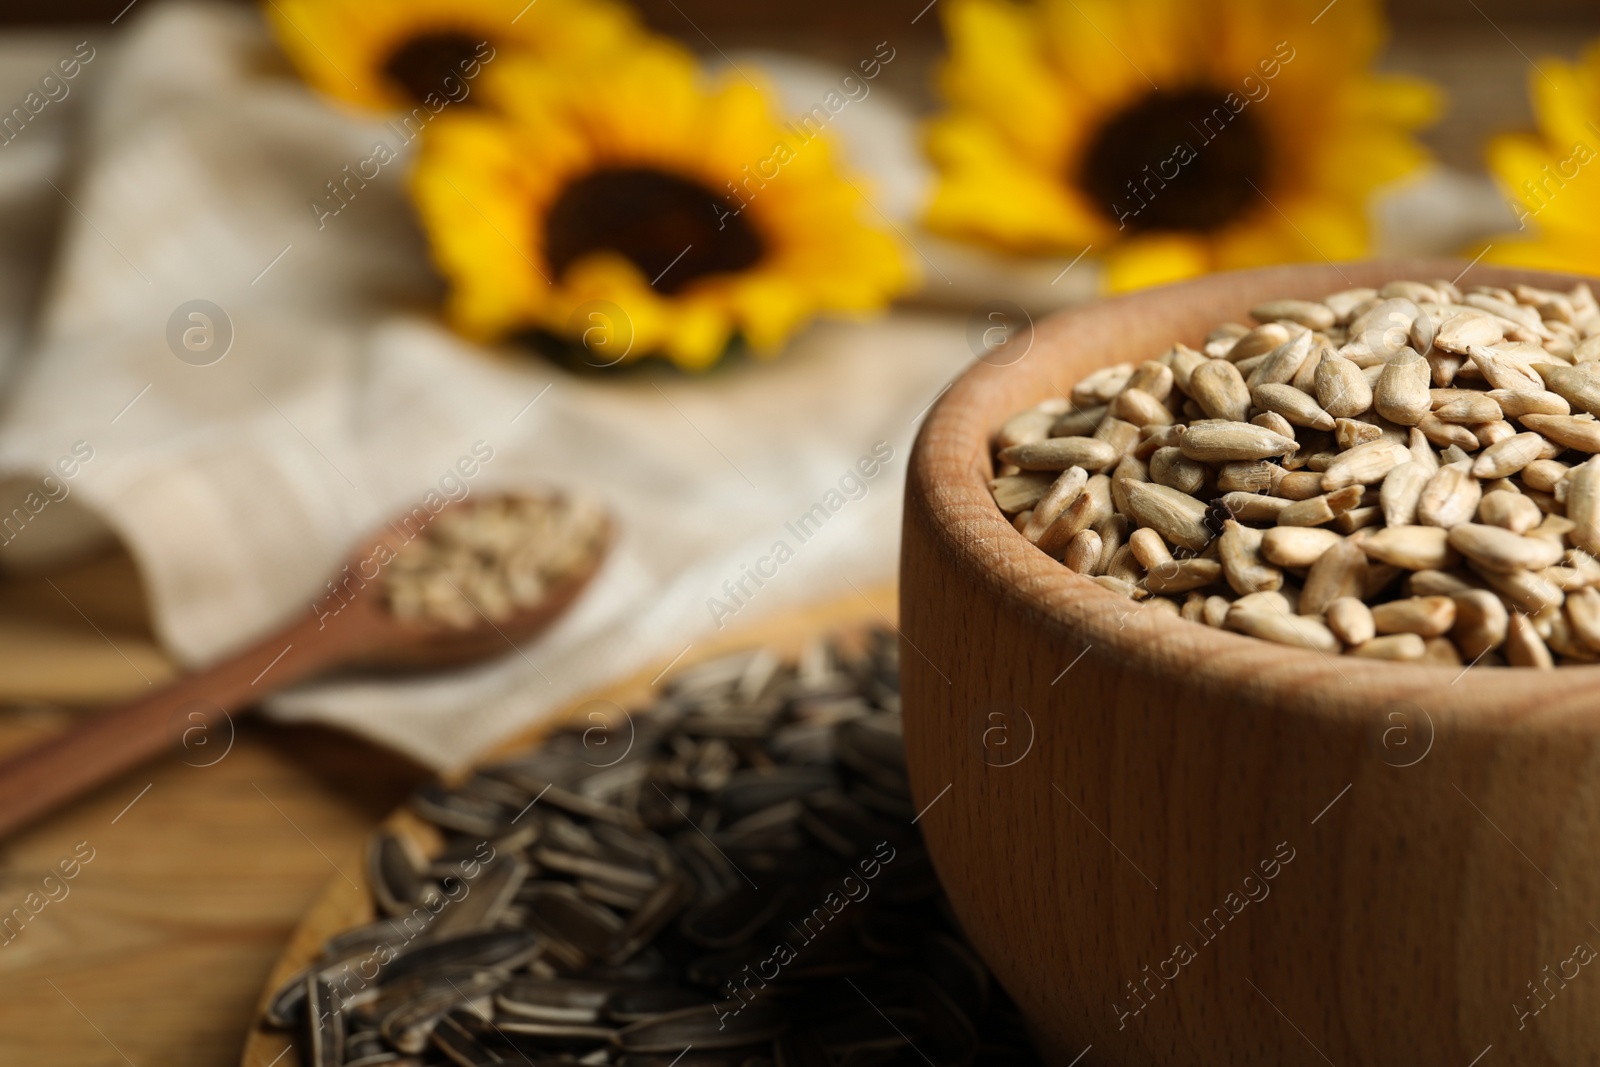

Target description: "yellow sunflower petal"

left=1528, top=53, right=1600, bottom=154
left=411, top=47, right=909, bottom=368
left=267, top=0, right=642, bottom=113
left=1484, top=235, right=1600, bottom=276
left=1480, top=35, right=1600, bottom=274
left=923, top=0, right=1438, bottom=285
left=937, top=0, right=1074, bottom=167
left=924, top=117, right=1110, bottom=250
left=1101, top=234, right=1212, bottom=292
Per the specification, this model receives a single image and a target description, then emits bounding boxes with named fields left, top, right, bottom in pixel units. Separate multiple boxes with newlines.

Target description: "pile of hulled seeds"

left=385, top=493, right=608, bottom=629
left=265, top=630, right=1041, bottom=1067
left=990, top=278, right=1600, bottom=667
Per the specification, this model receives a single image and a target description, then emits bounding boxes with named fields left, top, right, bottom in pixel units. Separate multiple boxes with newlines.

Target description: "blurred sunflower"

left=924, top=0, right=1440, bottom=291
left=410, top=46, right=911, bottom=370
left=266, top=0, right=639, bottom=112
left=1482, top=40, right=1600, bottom=274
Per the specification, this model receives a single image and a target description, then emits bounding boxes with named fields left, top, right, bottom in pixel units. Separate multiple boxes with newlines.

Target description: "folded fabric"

left=0, top=3, right=972, bottom=768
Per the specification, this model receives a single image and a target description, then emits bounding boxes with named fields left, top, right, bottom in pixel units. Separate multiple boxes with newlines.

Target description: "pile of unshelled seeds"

left=266, top=631, right=1040, bottom=1067
left=989, top=278, right=1600, bottom=666
left=384, top=494, right=608, bottom=629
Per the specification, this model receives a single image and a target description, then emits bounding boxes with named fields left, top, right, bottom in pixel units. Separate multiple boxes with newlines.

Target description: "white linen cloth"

left=0, top=3, right=1511, bottom=768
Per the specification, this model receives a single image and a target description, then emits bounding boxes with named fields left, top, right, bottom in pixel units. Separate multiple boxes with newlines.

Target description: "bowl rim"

left=907, top=258, right=1600, bottom=724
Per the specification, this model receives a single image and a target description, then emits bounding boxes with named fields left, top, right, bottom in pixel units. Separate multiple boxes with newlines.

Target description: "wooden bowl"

left=899, top=260, right=1600, bottom=1067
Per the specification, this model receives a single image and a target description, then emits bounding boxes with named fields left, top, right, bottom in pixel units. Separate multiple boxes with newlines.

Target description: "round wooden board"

left=238, top=584, right=898, bottom=1067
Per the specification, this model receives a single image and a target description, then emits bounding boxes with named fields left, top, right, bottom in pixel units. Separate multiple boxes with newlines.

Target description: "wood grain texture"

left=0, top=548, right=178, bottom=705
left=899, top=261, right=1600, bottom=1067
left=237, top=584, right=898, bottom=1067
left=0, top=514, right=608, bottom=839
left=0, top=716, right=432, bottom=1067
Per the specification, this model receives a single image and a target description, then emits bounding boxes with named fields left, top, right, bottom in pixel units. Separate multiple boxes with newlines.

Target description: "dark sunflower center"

left=543, top=168, right=763, bottom=295
left=1079, top=89, right=1268, bottom=233
left=382, top=31, right=486, bottom=105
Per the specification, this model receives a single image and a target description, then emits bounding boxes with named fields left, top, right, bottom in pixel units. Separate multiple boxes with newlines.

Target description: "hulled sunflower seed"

left=1128, top=359, right=1175, bottom=400
left=1260, top=527, right=1343, bottom=568
left=1326, top=597, right=1376, bottom=645
left=1478, top=491, right=1542, bottom=534
left=997, top=407, right=1057, bottom=448
left=1375, top=351, right=1433, bottom=426
left=1469, top=344, right=1546, bottom=392
left=1471, top=432, right=1545, bottom=479
left=987, top=277, right=1600, bottom=664
left=989, top=473, right=1054, bottom=514
left=1019, top=468, right=1088, bottom=543
left=1217, top=460, right=1284, bottom=494
left=1314, top=353, right=1374, bottom=418
left=1148, top=447, right=1207, bottom=495
left=384, top=494, right=608, bottom=630
left=1360, top=525, right=1458, bottom=571
left=1218, top=520, right=1283, bottom=595
left=1072, top=364, right=1133, bottom=406
left=1252, top=383, right=1335, bottom=431
left=1189, top=359, right=1252, bottom=422
left=1489, top=388, right=1570, bottom=419
left=1127, top=527, right=1172, bottom=571
left=1226, top=323, right=1294, bottom=362
left=1521, top=459, right=1570, bottom=493
left=1566, top=456, right=1600, bottom=555
left=1472, top=564, right=1565, bottom=614
left=1110, top=387, right=1172, bottom=427
left=1416, top=462, right=1482, bottom=529
left=1247, top=333, right=1315, bottom=389
left=1534, top=362, right=1600, bottom=416
left=1431, top=390, right=1502, bottom=424
left=1334, top=418, right=1383, bottom=451
left=1321, top=441, right=1411, bottom=491
left=997, top=437, right=1117, bottom=472
left=1326, top=288, right=1378, bottom=323
left=1370, top=596, right=1457, bottom=637
left=1449, top=589, right=1509, bottom=661
left=1062, top=529, right=1103, bottom=573
left=1505, top=613, right=1555, bottom=668
left=1379, top=461, right=1431, bottom=528
left=1417, top=414, right=1480, bottom=451
left=1036, top=474, right=1113, bottom=557
left=1278, top=486, right=1362, bottom=528
left=1094, top=416, right=1143, bottom=463
left=1178, top=421, right=1298, bottom=463
left=1120, top=481, right=1213, bottom=552
left=1349, top=633, right=1427, bottom=660
left=1565, top=587, right=1600, bottom=651
left=1300, top=538, right=1368, bottom=616
left=1447, top=524, right=1565, bottom=573
left=1051, top=405, right=1108, bottom=437
left=1144, top=558, right=1223, bottom=595
left=1252, top=299, right=1336, bottom=331
left=1224, top=607, right=1341, bottom=652
left=1436, top=312, right=1505, bottom=354
left=1519, top=414, right=1600, bottom=453
left=1215, top=493, right=1290, bottom=524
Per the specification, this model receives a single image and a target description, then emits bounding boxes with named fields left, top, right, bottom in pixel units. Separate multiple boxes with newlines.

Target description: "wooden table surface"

left=0, top=549, right=438, bottom=1066
left=0, top=548, right=896, bottom=1067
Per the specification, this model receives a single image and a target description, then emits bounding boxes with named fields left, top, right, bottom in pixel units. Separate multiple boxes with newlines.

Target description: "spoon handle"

left=0, top=606, right=375, bottom=838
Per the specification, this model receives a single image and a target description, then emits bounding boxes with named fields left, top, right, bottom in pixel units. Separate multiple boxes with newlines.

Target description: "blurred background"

left=0, top=0, right=1597, bottom=1063
left=0, top=0, right=1596, bottom=172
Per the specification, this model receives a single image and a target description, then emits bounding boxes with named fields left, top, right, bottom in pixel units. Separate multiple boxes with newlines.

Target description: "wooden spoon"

left=0, top=497, right=611, bottom=839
